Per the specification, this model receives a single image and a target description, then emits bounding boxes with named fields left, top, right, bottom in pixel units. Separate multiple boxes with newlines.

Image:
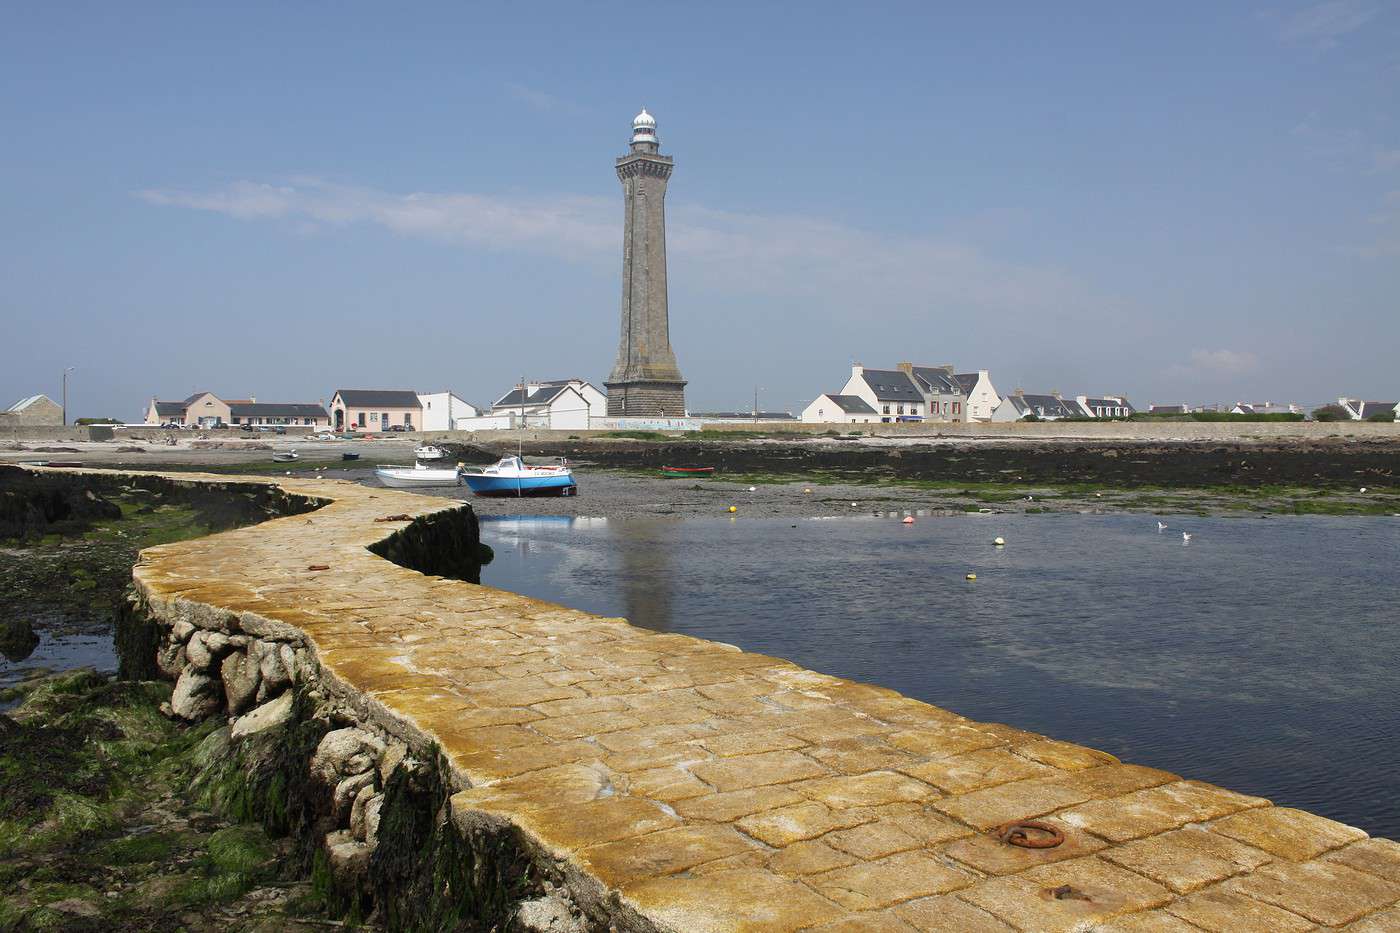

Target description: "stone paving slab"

left=108, top=468, right=1400, bottom=932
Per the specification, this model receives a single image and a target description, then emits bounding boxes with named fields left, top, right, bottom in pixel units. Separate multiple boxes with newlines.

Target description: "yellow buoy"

left=728, top=506, right=737, bottom=513
left=993, top=536, right=1005, bottom=546
left=803, top=487, right=812, bottom=494
left=966, top=573, right=977, bottom=581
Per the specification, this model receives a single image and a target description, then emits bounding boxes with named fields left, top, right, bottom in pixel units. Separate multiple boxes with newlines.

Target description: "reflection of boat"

left=463, top=457, right=576, bottom=497
left=374, top=464, right=462, bottom=488
left=341, top=452, right=360, bottom=461
left=660, top=465, right=714, bottom=478
left=272, top=451, right=299, bottom=463
left=415, top=445, right=447, bottom=461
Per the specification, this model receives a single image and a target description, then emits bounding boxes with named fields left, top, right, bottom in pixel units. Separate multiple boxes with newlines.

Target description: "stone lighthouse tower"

left=605, top=108, right=686, bottom=417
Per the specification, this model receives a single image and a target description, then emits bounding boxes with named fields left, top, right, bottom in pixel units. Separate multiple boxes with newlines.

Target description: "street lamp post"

left=61, top=367, right=74, bottom=426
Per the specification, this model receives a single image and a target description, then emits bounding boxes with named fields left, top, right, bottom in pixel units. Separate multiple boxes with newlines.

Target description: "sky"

left=2, top=1, right=1398, bottom=419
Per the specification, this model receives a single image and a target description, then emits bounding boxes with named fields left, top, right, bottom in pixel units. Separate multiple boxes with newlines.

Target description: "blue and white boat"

left=462, top=456, right=576, bottom=497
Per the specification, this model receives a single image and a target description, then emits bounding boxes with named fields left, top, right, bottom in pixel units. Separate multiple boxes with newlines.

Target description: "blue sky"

left=2, top=1, right=1397, bottom=418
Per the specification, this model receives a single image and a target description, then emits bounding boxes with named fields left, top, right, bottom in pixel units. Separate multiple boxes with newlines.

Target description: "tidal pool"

left=480, top=512, right=1400, bottom=839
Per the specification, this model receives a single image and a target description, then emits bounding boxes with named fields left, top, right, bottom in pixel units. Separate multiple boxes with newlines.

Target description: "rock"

left=515, top=895, right=585, bottom=932
left=231, top=691, right=294, bottom=740
left=156, top=642, right=187, bottom=679
left=46, top=897, right=102, bottom=919
left=256, top=641, right=291, bottom=693
left=333, top=771, right=375, bottom=822
left=350, top=785, right=378, bottom=841
left=379, top=743, right=408, bottom=783
left=220, top=650, right=261, bottom=714
left=187, top=631, right=232, bottom=670
left=325, top=829, right=372, bottom=877
left=0, top=618, right=40, bottom=662
left=170, top=668, right=222, bottom=721
left=279, top=643, right=298, bottom=682
left=171, top=619, right=196, bottom=643
left=311, top=728, right=386, bottom=787
left=363, top=795, right=384, bottom=848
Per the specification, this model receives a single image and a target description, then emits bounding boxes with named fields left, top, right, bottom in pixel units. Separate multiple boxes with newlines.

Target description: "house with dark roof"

left=329, top=390, right=423, bottom=432
left=1075, top=395, right=1136, bottom=419
left=800, top=394, right=878, bottom=423
left=991, top=390, right=1085, bottom=421
left=1338, top=398, right=1399, bottom=421
left=835, top=365, right=927, bottom=423
left=488, top=379, right=606, bottom=430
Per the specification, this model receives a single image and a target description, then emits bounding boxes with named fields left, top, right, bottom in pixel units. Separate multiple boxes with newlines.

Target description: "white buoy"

left=850, top=502, right=858, bottom=507
left=993, top=536, right=1005, bottom=546
left=1361, top=487, right=1368, bottom=493
left=748, top=486, right=757, bottom=492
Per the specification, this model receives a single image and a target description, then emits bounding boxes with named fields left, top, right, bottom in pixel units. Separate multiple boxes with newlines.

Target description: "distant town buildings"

left=144, top=392, right=330, bottom=429
left=1, top=394, right=63, bottom=427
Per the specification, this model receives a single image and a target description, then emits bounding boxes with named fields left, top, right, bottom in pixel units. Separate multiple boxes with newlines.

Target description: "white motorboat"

left=272, top=450, right=299, bottom=463
left=375, top=463, right=462, bottom=488
left=415, top=444, right=447, bottom=461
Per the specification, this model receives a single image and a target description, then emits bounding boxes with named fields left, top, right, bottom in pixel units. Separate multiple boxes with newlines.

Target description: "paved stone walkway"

left=127, top=471, right=1400, bottom=932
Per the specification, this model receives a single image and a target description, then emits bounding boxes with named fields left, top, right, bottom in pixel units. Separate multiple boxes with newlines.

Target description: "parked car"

left=388, top=424, right=405, bottom=432
left=160, top=421, right=181, bottom=429
left=240, top=424, right=254, bottom=432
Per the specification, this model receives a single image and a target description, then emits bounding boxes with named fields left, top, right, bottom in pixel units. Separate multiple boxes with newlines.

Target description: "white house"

left=800, top=394, right=879, bottom=424
left=1231, top=401, right=1302, bottom=415
left=991, top=391, right=1084, bottom=421
left=954, top=371, right=1000, bottom=422
left=1338, top=398, right=1398, bottom=421
left=838, top=365, right=926, bottom=422
left=417, top=392, right=478, bottom=432
left=1075, top=395, right=1135, bottom=418
left=489, top=379, right=606, bottom=430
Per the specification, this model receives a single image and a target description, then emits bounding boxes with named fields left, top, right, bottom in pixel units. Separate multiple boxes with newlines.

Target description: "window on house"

left=897, top=404, right=904, bottom=415
left=953, top=402, right=961, bottom=414
left=357, top=412, right=366, bottom=426
left=380, top=412, right=388, bottom=424
left=882, top=404, right=890, bottom=415
left=881, top=417, right=890, bottom=423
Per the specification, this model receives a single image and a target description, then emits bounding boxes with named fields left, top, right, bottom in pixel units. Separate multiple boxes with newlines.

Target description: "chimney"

left=896, top=362, right=913, bottom=374
left=941, top=364, right=954, bottom=374
left=1051, top=390, right=1061, bottom=398
left=1014, top=387, right=1024, bottom=396
left=852, top=363, right=864, bottom=376
left=249, top=395, right=256, bottom=403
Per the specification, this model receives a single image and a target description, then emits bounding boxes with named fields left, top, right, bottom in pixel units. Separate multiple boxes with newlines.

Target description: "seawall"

left=61, top=466, right=1399, bottom=930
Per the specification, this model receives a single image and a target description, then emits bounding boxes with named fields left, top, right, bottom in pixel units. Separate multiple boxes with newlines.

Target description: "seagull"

left=1181, top=531, right=1193, bottom=543
left=1157, top=521, right=1168, bottom=531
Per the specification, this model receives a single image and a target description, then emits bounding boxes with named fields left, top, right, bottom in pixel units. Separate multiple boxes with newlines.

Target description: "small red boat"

left=660, top=465, right=715, bottom=478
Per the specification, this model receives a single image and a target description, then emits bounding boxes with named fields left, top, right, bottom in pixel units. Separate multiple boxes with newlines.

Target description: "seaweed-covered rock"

left=0, top=616, right=40, bottom=661
left=312, top=728, right=385, bottom=787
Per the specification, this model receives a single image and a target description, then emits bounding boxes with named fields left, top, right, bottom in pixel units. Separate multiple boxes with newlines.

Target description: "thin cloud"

left=1276, top=0, right=1379, bottom=48
left=1167, top=349, right=1261, bottom=380
left=505, top=83, right=578, bottom=114
left=136, top=178, right=1088, bottom=315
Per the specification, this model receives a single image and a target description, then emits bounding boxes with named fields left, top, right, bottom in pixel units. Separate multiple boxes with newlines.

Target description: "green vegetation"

left=73, top=418, right=121, bottom=426
left=1367, top=411, right=1396, bottom=423
left=1312, top=404, right=1350, bottom=422
left=0, top=672, right=325, bottom=929
left=1132, top=411, right=1306, bottom=422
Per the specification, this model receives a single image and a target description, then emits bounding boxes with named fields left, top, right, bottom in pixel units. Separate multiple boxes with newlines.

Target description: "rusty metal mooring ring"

left=995, top=820, right=1065, bottom=849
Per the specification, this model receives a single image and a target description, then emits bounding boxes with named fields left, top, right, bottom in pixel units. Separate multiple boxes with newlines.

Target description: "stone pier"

left=65, top=466, right=1399, bottom=930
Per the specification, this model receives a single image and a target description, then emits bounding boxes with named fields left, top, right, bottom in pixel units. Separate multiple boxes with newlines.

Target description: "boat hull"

left=375, top=468, right=462, bottom=489
left=463, top=473, right=577, bottom=497
left=661, top=466, right=714, bottom=478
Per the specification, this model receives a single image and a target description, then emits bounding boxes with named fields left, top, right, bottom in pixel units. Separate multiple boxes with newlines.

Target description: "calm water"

left=480, top=513, right=1400, bottom=839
